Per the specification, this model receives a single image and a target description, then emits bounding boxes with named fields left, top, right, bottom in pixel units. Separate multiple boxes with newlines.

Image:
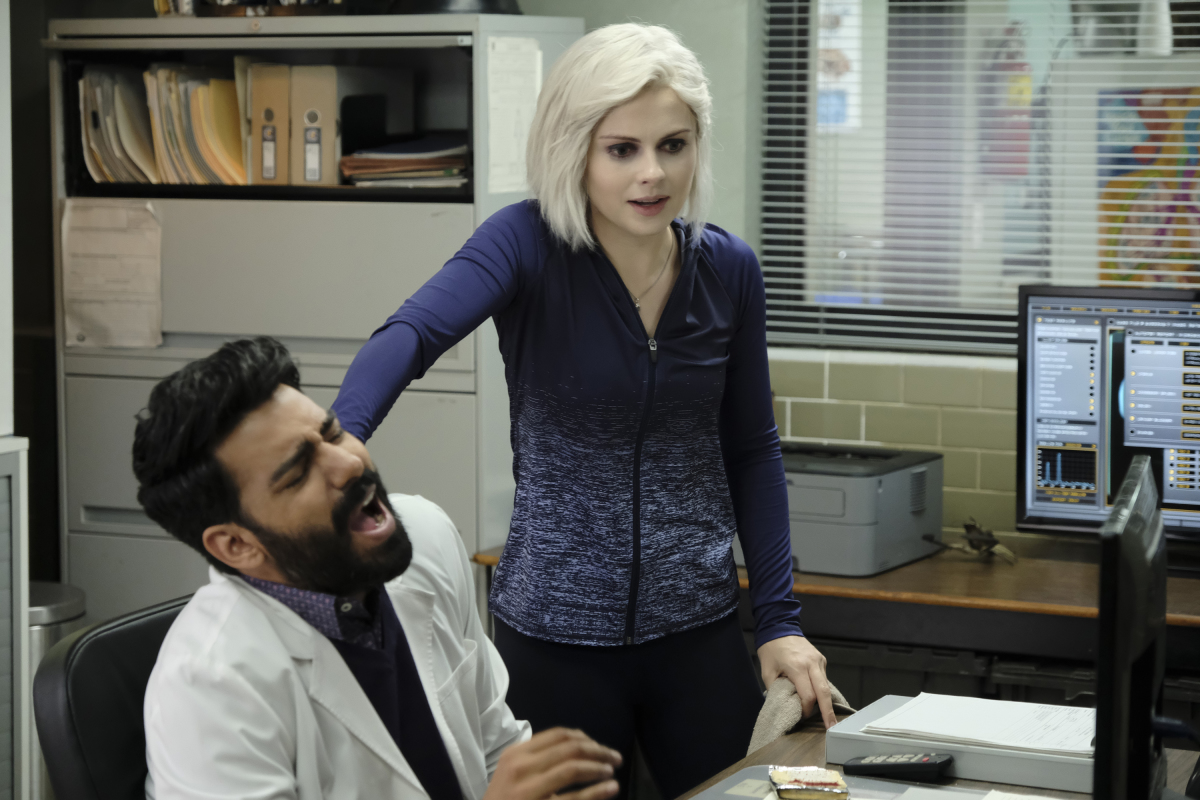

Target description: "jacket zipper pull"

left=648, top=338, right=658, bottom=363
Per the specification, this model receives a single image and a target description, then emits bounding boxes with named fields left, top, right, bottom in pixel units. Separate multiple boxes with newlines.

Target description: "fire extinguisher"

left=980, top=24, right=1032, bottom=177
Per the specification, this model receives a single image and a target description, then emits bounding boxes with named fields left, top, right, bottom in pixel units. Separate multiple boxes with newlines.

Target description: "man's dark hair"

left=133, top=337, right=300, bottom=573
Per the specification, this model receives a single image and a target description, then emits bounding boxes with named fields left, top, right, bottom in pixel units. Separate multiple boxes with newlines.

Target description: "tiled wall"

left=768, top=349, right=1019, bottom=532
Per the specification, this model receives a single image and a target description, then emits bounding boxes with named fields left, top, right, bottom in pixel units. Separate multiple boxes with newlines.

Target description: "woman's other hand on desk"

left=757, top=635, right=836, bottom=729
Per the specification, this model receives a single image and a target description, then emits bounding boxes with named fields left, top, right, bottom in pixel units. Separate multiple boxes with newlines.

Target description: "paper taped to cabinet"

left=62, top=198, right=162, bottom=348
left=487, top=36, right=541, bottom=194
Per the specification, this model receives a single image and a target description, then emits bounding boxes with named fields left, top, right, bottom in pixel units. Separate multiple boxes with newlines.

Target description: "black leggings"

left=493, top=613, right=764, bottom=800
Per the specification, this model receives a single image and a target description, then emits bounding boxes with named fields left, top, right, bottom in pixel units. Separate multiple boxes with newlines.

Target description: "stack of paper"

left=81, top=64, right=244, bottom=186
left=339, top=133, right=468, bottom=188
left=862, top=693, right=1095, bottom=757
left=79, top=60, right=455, bottom=190
left=153, top=0, right=194, bottom=14
left=79, top=67, right=159, bottom=184
left=141, top=65, right=246, bottom=185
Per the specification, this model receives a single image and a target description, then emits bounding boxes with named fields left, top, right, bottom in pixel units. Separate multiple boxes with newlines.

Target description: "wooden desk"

left=471, top=545, right=1200, bottom=668
left=677, top=719, right=1200, bottom=799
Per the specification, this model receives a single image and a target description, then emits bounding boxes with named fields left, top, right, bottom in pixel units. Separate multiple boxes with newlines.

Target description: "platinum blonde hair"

left=526, top=23, right=713, bottom=251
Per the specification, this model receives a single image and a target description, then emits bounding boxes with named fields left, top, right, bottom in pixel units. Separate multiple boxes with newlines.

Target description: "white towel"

left=748, top=678, right=856, bottom=755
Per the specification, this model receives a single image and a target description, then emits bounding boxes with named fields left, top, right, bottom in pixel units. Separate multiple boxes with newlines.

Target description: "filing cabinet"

left=48, top=14, right=584, bottom=622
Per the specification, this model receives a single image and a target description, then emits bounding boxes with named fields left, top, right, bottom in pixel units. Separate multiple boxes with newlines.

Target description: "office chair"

left=33, top=595, right=191, bottom=800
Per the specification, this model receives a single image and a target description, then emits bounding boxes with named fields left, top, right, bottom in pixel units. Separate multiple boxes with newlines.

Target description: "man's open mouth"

left=349, top=484, right=391, bottom=535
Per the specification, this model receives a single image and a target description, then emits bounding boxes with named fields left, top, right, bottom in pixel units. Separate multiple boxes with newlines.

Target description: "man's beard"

left=240, top=469, right=413, bottom=596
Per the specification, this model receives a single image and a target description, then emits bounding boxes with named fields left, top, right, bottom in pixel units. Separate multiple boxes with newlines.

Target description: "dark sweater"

left=334, top=201, right=801, bottom=648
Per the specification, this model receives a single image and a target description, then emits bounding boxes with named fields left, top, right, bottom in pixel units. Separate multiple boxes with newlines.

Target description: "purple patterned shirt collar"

left=241, top=575, right=384, bottom=649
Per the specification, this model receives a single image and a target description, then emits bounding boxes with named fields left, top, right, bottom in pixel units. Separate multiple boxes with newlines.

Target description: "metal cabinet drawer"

left=65, top=376, right=478, bottom=549
left=305, top=386, right=478, bottom=552
left=155, top=199, right=475, bottom=342
left=66, top=532, right=210, bottom=624
left=65, top=375, right=162, bottom=537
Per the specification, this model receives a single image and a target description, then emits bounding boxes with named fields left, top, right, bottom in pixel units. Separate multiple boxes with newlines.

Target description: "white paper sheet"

left=487, top=36, right=542, bottom=194
left=863, top=693, right=1094, bottom=757
left=895, top=789, right=969, bottom=800
left=724, top=779, right=772, bottom=798
left=62, top=198, right=163, bottom=348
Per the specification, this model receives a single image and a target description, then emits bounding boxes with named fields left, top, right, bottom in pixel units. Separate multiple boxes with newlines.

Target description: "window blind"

left=762, top=0, right=1200, bottom=355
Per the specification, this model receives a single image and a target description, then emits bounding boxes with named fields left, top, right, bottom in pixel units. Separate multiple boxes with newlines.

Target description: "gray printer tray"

left=825, top=695, right=1093, bottom=794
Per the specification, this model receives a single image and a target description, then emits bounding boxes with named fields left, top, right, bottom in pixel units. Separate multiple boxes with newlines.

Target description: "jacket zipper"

left=624, top=336, right=658, bottom=644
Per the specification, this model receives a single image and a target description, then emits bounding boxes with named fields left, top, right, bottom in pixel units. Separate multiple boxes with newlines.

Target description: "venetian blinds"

left=761, top=0, right=1200, bottom=354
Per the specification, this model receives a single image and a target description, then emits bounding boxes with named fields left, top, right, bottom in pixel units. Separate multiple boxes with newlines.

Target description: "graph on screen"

left=1037, top=447, right=1098, bottom=492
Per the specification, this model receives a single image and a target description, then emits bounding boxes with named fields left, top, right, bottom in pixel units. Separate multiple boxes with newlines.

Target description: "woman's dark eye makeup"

left=607, top=138, right=687, bottom=159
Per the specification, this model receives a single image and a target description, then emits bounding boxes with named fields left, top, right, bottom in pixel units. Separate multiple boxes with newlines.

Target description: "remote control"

left=841, top=753, right=954, bottom=781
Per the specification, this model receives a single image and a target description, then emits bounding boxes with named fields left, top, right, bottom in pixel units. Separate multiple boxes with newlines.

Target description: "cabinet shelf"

left=69, top=180, right=473, bottom=204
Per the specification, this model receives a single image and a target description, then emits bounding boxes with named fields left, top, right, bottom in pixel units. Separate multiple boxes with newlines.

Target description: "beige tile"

left=864, top=405, right=938, bottom=445
left=940, top=450, right=979, bottom=489
left=982, top=369, right=1018, bottom=410
left=791, top=401, right=861, bottom=440
left=943, top=489, right=1017, bottom=533
left=941, top=408, right=1017, bottom=450
left=770, top=360, right=824, bottom=399
left=828, top=363, right=902, bottom=403
left=773, top=399, right=788, bottom=437
left=903, top=366, right=981, bottom=407
left=980, top=451, right=1017, bottom=492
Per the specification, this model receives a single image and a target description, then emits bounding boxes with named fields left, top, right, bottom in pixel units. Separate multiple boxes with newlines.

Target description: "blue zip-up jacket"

left=334, top=201, right=801, bottom=647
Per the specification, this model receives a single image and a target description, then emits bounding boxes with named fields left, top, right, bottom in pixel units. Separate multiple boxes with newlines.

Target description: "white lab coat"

left=144, top=493, right=531, bottom=800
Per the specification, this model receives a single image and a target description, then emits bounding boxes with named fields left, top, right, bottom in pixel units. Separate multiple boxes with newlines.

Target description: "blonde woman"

left=334, top=23, right=833, bottom=797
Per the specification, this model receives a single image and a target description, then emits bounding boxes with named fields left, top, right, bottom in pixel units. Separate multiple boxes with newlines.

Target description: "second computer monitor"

left=1019, top=285, right=1200, bottom=536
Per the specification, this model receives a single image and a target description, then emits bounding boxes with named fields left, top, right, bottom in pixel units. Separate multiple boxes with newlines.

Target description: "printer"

left=733, top=444, right=943, bottom=576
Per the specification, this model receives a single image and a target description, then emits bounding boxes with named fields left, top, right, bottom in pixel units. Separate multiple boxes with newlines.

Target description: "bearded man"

left=133, top=337, right=620, bottom=800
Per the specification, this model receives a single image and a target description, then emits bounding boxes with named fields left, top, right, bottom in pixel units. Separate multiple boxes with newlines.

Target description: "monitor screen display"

left=1019, top=285, right=1200, bottom=535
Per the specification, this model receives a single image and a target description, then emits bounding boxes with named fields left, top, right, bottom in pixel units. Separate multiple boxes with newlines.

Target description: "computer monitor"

left=1018, top=284, right=1200, bottom=537
left=1094, top=454, right=1167, bottom=800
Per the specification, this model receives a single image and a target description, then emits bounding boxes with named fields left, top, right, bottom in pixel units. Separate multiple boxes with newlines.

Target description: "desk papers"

left=862, top=693, right=1094, bottom=757
left=62, top=198, right=163, bottom=348
left=895, top=792, right=1055, bottom=800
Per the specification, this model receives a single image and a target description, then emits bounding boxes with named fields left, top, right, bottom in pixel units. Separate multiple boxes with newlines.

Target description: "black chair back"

left=33, top=595, right=192, bottom=800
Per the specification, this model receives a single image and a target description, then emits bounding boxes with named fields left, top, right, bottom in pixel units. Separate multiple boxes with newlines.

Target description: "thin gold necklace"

left=632, top=236, right=675, bottom=310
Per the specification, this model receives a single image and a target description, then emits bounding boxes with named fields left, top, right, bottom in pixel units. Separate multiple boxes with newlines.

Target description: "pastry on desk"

left=768, top=766, right=849, bottom=799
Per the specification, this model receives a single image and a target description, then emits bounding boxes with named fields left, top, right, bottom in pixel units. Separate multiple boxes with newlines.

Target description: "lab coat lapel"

left=301, top=612, right=428, bottom=795
left=226, top=573, right=429, bottom=794
left=388, top=582, right=472, bottom=785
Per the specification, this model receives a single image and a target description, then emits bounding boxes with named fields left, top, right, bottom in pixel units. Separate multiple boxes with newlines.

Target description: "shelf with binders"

left=58, top=44, right=474, bottom=204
